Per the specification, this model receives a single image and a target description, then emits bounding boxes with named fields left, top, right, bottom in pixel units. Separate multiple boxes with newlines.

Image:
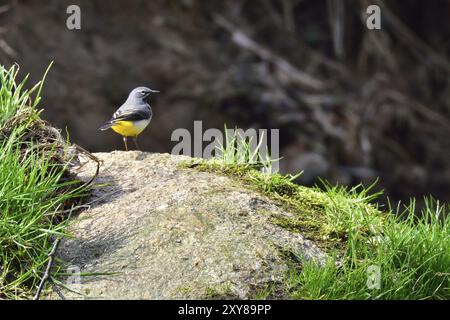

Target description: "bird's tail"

left=98, top=123, right=113, bottom=131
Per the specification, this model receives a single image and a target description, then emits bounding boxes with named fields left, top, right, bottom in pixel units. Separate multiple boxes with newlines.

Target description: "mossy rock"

left=50, top=152, right=325, bottom=299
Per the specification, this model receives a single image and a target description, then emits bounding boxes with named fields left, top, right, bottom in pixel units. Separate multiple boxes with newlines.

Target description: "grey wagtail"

left=99, top=87, right=159, bottom=151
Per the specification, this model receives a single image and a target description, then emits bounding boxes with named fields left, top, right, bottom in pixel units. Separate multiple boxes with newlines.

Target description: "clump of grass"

left=289, top=198, right=449, bottom=299
left=204, top=125, right=278, bottom=173
left=187, top=147, right=384, bottom=248
left=0, top=64, right=88, bottom=299
left=183, top=128, right=450, bottom=299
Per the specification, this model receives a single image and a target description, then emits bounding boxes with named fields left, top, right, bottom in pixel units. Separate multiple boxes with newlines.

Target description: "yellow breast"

left=111, top=120, right=150, bottom=137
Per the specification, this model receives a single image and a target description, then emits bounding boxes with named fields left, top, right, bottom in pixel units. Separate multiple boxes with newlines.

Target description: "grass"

left=1, top=64, right=448, bottom=300
left=183, top=128, right=450, bottom=300
left=0, top=64, right=87, bottom=299
left=287, top=198, right=449, bottom=300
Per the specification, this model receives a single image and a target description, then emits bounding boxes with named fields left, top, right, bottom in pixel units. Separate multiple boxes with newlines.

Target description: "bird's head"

left=129, top=86, right=159, bottom=100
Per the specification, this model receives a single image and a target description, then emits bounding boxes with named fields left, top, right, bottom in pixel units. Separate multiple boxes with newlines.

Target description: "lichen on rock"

left=53, top=151, right=324, bottom=299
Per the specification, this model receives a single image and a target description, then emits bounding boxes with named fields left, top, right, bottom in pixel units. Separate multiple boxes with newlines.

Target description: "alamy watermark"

left=367, top=264, right=381, bottom=290
left=366, top=5, right=381, bottom=30
left=66, top=265, right=81, bottom=289
left=66, top=4, right=381, bottom=31
left=66, top=5, right=81, bottom=30
left=171, top=121, right=280, bottom=173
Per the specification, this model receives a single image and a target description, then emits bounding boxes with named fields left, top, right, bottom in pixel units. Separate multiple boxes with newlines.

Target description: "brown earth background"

left=1, top=0, right=450, bottom=206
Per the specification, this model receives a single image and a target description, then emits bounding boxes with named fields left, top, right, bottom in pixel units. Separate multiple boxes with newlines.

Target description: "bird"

left=99, top=87, right=159, bottom=151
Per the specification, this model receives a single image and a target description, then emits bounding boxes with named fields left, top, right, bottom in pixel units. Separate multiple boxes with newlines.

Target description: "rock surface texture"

left=54, top=152, right=324, bottom=299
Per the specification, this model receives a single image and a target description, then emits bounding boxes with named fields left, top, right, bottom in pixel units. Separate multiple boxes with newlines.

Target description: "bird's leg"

left=133, top=136, right=141, bottom=151
left=123, top=136, right=128, bottom=151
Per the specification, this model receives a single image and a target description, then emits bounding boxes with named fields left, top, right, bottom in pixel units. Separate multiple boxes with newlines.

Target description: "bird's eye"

left=141, top=91, right=147, bottom=94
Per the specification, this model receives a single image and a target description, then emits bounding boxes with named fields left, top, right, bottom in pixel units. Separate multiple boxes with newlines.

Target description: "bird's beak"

left=149, top=89, right=160, bottom=93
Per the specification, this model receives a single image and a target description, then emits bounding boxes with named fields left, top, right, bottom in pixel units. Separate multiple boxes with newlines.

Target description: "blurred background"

left=1, top=0, right=450, bottom=208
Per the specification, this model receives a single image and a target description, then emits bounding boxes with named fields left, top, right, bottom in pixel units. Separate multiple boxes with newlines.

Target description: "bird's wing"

left=110, top=105, right=150, bottom=123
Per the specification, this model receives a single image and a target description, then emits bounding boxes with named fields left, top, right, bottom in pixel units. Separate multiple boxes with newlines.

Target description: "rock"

left=52, top=151, right=324, bottom=299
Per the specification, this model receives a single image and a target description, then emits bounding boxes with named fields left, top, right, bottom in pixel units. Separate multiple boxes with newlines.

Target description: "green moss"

left=180, top=159, right=450, bottom=300
left=179, top=159, right=385, bottom=252
left=202, top=281, right=235, bottom=299
left=251, top=284, right=277, bottom=300
left=177, top=285, right=194, bottom=296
